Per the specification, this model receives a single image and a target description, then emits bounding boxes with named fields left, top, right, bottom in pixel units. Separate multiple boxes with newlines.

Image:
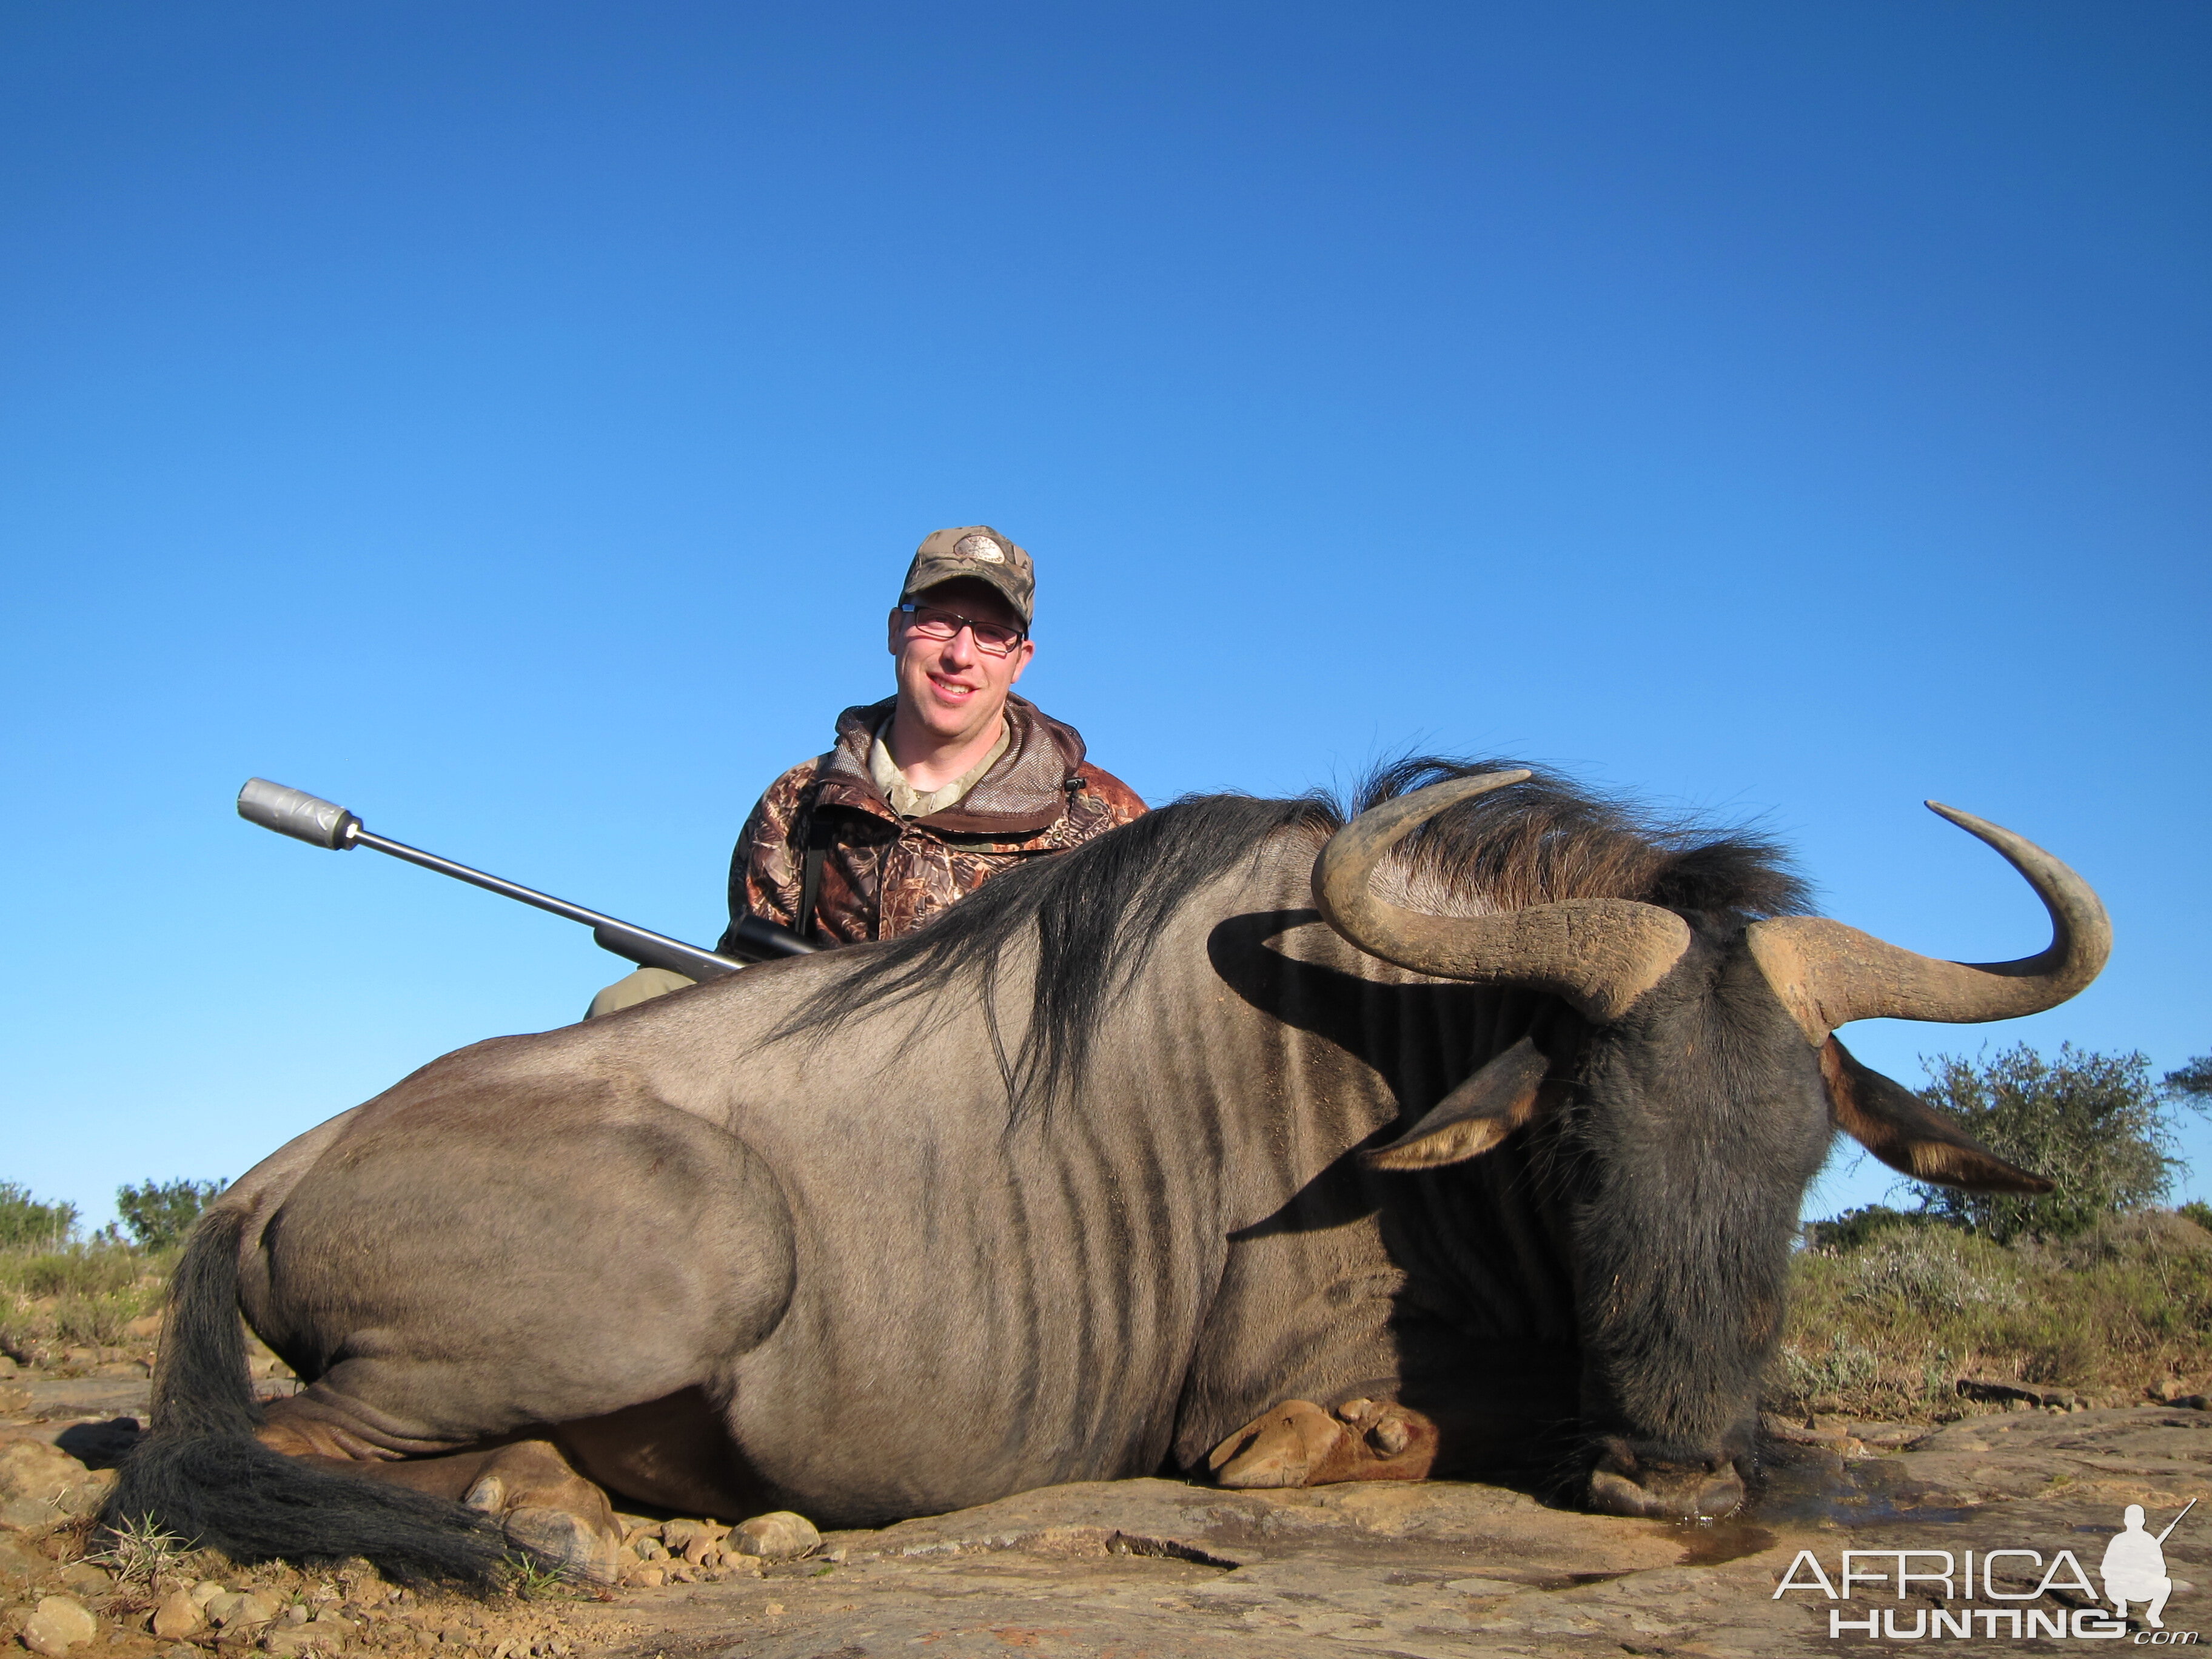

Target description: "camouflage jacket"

left=720, top=695, right=1147, bottom=948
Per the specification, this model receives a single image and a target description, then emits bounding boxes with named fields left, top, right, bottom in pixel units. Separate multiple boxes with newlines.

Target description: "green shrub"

left=1837, top=1227, right=2018, bottom=1316
left=1912, top=1044, right=2193, bottom=1242
left=55, top=1287, right=156, bottom=1347
left=0, top=1241, right=144, bottom=1302
left=1771, top=1207, right=2212, bottom=1419
left=1776, top=1328, right=1880, bottom=1407
left=0, top=1182, right=78, bottom=1251
left=0, top=1238, right=162, bottom=1364
left=2166, top=1053, right=2212, bottom=1104
left=113, top=1178, right=227, bottom=1250
left=1803, top=1204, right=1938, bottom=1253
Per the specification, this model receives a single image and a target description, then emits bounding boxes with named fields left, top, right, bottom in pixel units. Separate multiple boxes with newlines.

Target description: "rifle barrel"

left=236, top=777, right=813, bottom=976
left=349, top=828, right=759, bottom=980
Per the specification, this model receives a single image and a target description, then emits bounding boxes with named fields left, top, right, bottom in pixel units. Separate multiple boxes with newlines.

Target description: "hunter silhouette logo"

left=2105, top=1500, right=2194, bottom=1629
left=1774, top=1497, right=2198, bottom=1641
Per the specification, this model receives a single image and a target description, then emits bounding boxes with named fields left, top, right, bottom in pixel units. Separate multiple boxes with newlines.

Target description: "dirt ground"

left=5, top=1366, right=2210, bottom=1657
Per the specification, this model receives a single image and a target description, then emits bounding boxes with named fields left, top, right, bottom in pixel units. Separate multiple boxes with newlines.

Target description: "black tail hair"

left=98, top=1208, right=526, bottom=1587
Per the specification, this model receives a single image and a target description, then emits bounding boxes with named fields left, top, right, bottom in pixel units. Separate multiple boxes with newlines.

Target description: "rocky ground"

left=5, top=1347, right=2210, bottom=1657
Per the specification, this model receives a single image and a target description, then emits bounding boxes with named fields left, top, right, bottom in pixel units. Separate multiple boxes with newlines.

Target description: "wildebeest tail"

left=99, top=1207, right=527, bottom=1586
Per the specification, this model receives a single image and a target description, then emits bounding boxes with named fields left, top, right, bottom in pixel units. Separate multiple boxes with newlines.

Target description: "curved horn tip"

left=1924, top=800, right=1996, bottom=830
left=1923, top=800, right=2004, bottom=841
left=1754, top=797, right=2111, bottom=1037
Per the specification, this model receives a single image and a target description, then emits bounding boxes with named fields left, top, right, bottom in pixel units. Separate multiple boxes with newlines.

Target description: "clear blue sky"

left=2, top=2, right=2205, bottom=1230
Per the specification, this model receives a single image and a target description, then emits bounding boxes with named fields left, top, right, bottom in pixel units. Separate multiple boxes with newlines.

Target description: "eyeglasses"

left=898, top=602, right=1027, bottom=656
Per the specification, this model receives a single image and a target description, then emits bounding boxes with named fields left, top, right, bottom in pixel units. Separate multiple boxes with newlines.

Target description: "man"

left=588, top=526, right=1145, bottom=1017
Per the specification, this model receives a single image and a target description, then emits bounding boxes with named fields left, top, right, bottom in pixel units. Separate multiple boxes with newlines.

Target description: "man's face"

left=886, top=578, right=1035, bottom=745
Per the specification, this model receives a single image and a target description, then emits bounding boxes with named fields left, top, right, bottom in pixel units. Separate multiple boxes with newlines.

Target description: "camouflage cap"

left=900, top=526, right=1034, bottom=628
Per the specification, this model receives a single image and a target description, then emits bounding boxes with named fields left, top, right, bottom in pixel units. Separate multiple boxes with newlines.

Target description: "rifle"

left=236, top=778, right=814, bottom=980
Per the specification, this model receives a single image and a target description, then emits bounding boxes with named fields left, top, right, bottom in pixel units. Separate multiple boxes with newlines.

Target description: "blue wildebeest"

left=109, top=763, right=2105, bottom=1581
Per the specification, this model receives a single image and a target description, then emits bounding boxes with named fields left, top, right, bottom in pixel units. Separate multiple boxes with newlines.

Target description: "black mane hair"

left=776, top=759, right=1810, bottom=1116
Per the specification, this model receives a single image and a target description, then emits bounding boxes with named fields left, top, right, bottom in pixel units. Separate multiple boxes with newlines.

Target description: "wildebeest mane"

left=774, top=789, right=1338, bottom=1108
left=777, top=759, right=1810, bottom=1115
left=1365, top=757, right=1811, bottom=921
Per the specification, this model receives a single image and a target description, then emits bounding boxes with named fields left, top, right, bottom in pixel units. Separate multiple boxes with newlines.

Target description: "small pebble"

left=660, top=1519, right=709, bottom=1552
left=21, top=1594, right=98, bottom=1657
left=732, top=1510, right=820, bottom=1562
left=150, top=1588, right=203, bottom=1640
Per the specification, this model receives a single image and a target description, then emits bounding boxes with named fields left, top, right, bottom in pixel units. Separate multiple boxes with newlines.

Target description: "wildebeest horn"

left=1313, top=773, right=1693, bottom=1023
left=1744, top=802, right=2111, bottom=1045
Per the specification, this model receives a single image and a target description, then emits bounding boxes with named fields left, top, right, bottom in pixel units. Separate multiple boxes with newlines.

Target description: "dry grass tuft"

left=87, top=1513, right=196, bottom=1589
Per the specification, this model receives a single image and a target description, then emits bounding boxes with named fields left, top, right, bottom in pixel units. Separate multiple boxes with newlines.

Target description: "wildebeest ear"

left=1363, top=1036, right=1552, bottom=1171
left=1821, top=1038, right=2053, bottom=1194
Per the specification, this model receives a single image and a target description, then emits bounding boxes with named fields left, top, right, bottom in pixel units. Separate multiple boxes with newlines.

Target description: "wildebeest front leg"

left=1206, top=1393, right=1439, bottom=1488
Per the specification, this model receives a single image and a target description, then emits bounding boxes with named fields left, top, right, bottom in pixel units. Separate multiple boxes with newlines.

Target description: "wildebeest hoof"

left=462, top=1474, right=505, bottom=1513
left=1208, top=1398, right=1439, bottom=1487
left=1208, top=1400, right=1345, bottom=1487
left=503, top=1506, right=621, bottom=1584
left=457, top=1438, right=626, bottom=1579
left=1330, top=1396, right=1436, bottom=1479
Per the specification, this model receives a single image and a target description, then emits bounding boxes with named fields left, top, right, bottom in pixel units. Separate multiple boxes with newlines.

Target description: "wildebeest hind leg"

left=241, top=1093, right=795, bottom=1567
left=272, top=1430, right=624, bottom=1582
left=456, top=1441, right=624, bottom=1583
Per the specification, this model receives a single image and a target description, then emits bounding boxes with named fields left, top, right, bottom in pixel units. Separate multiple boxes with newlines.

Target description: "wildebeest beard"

left=775, top=759, right=1839, bottom=1509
